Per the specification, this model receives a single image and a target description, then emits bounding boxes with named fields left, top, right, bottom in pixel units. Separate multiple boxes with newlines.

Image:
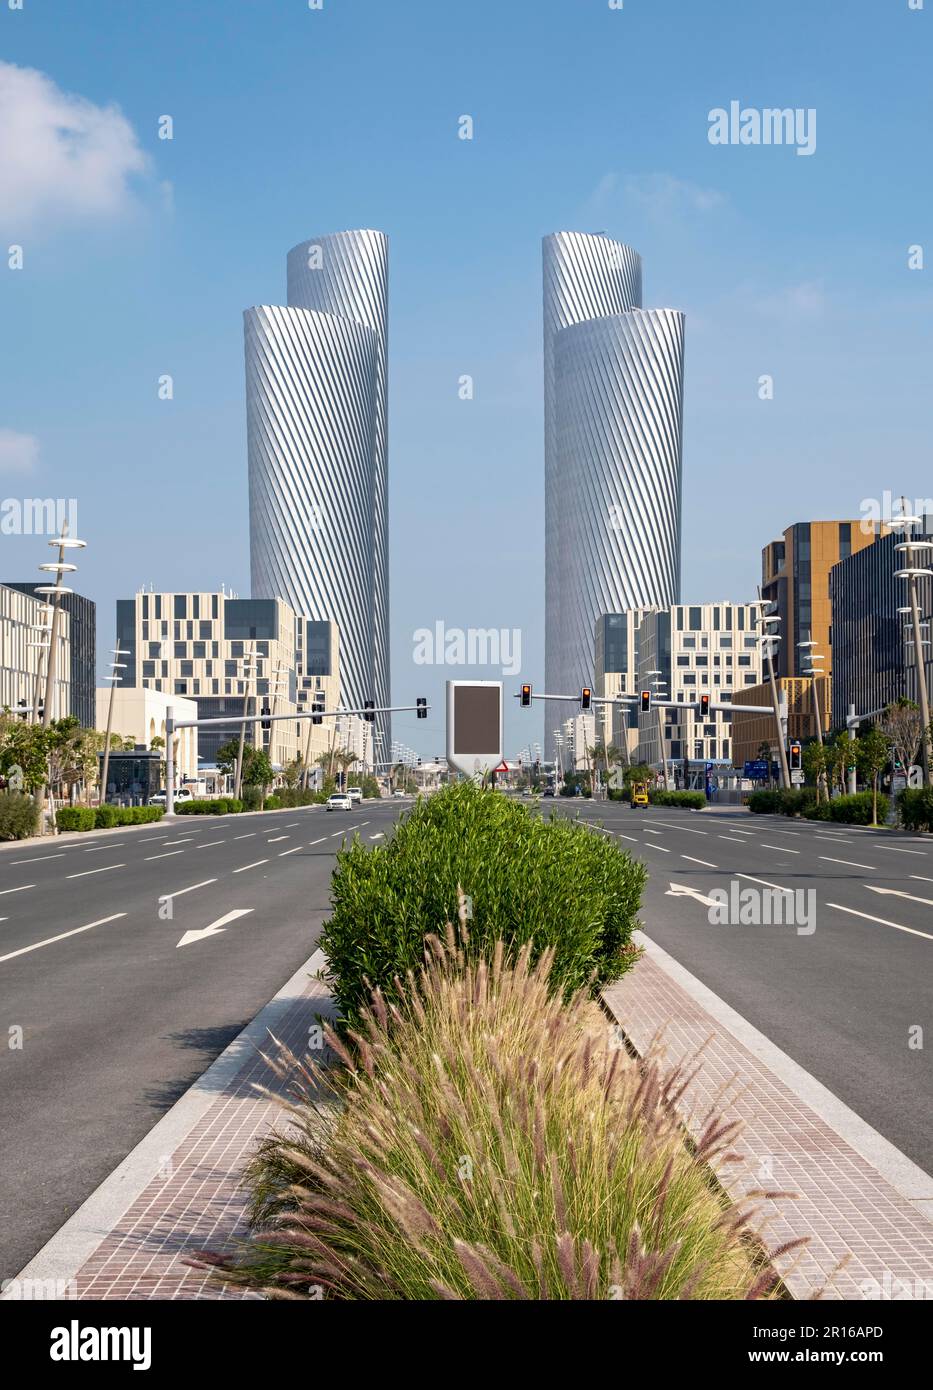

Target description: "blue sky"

left=1, top=0, right=930, bottom=756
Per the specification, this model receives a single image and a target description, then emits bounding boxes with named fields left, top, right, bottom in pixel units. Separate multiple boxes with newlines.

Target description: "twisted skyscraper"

left=543, top=232, right=684, bottom=747
left=246, top=231, right=390, bottom=747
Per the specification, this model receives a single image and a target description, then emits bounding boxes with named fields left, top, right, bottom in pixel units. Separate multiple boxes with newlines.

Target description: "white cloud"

left=0, top=61, right=149, bottom=233
left=0, top=429, right=39, bottom=474
left=624, top=173, right=725, bottom=218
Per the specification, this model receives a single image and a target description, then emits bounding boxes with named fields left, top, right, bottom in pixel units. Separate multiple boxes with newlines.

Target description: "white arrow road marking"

left=819, top=855, right=877, bottom=870
left=665, top=882, right=719, bottom=908
left=0, top=913, right=127, bottom=964
left=827, top=903, right=933, bottom=942
left=369, top=832, right=385, bottom=840
left=176, top=908, right=253, bottom=949
left=865, top=884, right=933, bottom=908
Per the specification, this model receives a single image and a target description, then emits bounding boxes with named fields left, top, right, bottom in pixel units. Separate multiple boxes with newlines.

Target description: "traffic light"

left=363, top=699, right=375, bottom=723
left=641, top=690, right=651, bottom=713
left=789, top=742, right=802, bottom=772
left=581, top=687, right=592, bottom=710
left=520, top=683, right=532, bottom=707
left=700, top=694, right=710, bottom=718
left=261, top=701, right=271, bottom=732
left=416, top=697, right=427, bottom=719
left=311, top=698, right=324, bottom=726
left=417, top=757, right=422, bottom=766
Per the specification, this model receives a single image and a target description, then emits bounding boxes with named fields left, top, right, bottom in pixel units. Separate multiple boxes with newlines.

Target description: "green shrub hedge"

left=261, top=788, right=327, bottom=810
left=899, top=788, right=933, bottom=832
left=176, top=798, right=244, bottom=815
left=320, top=780, right=647, bottom=1024
left=649, top=790, right=706, bottom=809
left=805, top=791, right=888, bottom=826
left=0, top=791, right=41, bottom=840
left=56, top=805, right=164, bottom=832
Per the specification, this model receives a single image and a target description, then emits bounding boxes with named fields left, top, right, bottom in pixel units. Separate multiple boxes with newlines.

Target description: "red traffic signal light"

left=581, top=687, right=592, bottom=710
left=640, top=690, right=651, bottom=713
left=520, top=684, right=532, bottom=707
left=700, top=694, right=710, bottom=717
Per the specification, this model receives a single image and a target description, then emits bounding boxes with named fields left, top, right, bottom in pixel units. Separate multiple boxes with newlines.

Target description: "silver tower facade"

left=287, top=232, right=390, bottom=745
left=247, top=231, right=390, bottom=744
left=543, top=232, right=684, bottom=749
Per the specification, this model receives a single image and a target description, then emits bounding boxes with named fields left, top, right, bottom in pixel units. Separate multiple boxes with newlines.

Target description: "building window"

left=199, top=621, right=212, bottom=641
left=174, top=595, right=186, bottom=620
left=174, top=680, right=188, bottom=694
left=720, top=636, right=732, bottom=649
left=744, top=673, right=757, bottom=685
left=143, top=661, right=156, bottom=679
left=683, top=674, right=696, bottom=686
left=695, top=656, right=708, bottom=667
left=682, top=636, right=696, bottom=649
left=689, top=607, right=702, bottom=631
left=173, top=641, right=186, bottom=658
left=677, top=655, right=690, bottom=667
left=180, top=661, right=193, bottom=678
left=193, top=642, right=206, bottom=659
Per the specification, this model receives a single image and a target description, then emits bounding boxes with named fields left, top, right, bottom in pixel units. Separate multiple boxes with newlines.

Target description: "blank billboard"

left=453, top=684, right=501, bottom=755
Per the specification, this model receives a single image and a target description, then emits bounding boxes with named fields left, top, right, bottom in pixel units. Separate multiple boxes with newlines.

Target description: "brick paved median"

left=603, top=934, right=933, bottom=1301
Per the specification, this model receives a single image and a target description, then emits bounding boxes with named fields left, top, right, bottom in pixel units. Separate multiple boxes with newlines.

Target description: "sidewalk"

left=5, top=950, right=333, bottom=1301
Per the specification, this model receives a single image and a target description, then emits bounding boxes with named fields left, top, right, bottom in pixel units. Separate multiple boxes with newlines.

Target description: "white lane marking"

left=278, top=846, right=302, bottom=857
left=331, top=830, right=348, bottom=838
left=865, top=885, right=933, bottom=908
left=144, top=850, right=185, bottom=861
left=666, top=882, right=718, bottom=907
left=718, top=835, right=749, bottom=843
left=140, top=836, right=169, bottom=843
left=161, top=878, right=217, bottom=901
left=66, top=863, right=125, bottom=879
left=681, top=854, right=717, bottom=868
left=369, top=832, right=385, bottom=840
left=176, top=907, right=253, bottom=949
left=9, top=854, right=65, bottom=865
left=826, top=902, right=933, bottom=942
left=725, top=829, right=755, bottom=836
left=162, top=838, right=195, bottom=846
left=911, top=875, right=933, bottom=884
left=234, top=833, right=256, bottom=840
left=643, top=842, right=670, bottom=853
left=309, top=837, right=326, bottom=846
left=815, top=834, right=852, bottom=843
left=285, top=822, right=300, bottom=828
left=737, top=872, right=793, bottom=895
left=267, top=835, right=289, bottom=843
left=819, top=855, right=877, bottom=870
left=233, top=859, right=268, bottom=873
left=197, top=840, right=227, bottom=849
left=648, top=820, right=708, bottom=836
left=358, top=821, right=370, bottom=827
left=84, top=844, right=126, bottom=853
left=768, top=829, right=800, bottom=837
left=0, top=912, right=127, bottom=964
left=0, top=884, right=34, bottom=896
left=761, top=843, right=799, bottom=853
left=877, top=846, right=926, bottom=856
left=615, top=833, right=639, bottom=843
left=643, top=828, right=663, bottom=836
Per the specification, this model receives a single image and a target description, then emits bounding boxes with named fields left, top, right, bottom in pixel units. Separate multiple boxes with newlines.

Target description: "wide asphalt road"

left=548, top=798, right=933, bottom=1173
left=0, top=797, right=410, bottom=1279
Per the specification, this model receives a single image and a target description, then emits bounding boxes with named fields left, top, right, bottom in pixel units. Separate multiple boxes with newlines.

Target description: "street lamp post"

left=798, top=635, right=826, bottom=801
left=755, top=594, right=790, bottom=790
left=34, top=523, right=86, bottom=833
left=233, top=646, right=255, bottom=800
left=890, top=508, right=933, bottom=786
left=99, top=647, right=130, bottom=806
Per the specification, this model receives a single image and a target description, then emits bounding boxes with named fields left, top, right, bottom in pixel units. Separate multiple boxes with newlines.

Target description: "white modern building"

left=635, top=603, right=763, bottom=773
left=246, top=231, right=390, bottom=749
left=95, top=686, right=199, bottom=784
left=0, top=583, right=70, bottom=721
left=543, top=232, right=685, bottom=756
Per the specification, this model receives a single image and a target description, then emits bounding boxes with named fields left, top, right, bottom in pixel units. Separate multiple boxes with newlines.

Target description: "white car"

left=326, top=793, right=352, bottom=811
left=346, top=786, right=363, bottom=804
left=148, top=788, right=194, bottom=806
left=392, top=788, right=407, bottom=798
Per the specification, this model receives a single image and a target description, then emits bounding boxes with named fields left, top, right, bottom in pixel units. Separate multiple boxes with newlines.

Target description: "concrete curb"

left=2, top=947, right=330, bottom=1296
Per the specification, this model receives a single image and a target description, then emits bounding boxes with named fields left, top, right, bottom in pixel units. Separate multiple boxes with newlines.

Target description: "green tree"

left=856, top=727, right=890, bottom=827
left=216, top=740, right=273, bottom=791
